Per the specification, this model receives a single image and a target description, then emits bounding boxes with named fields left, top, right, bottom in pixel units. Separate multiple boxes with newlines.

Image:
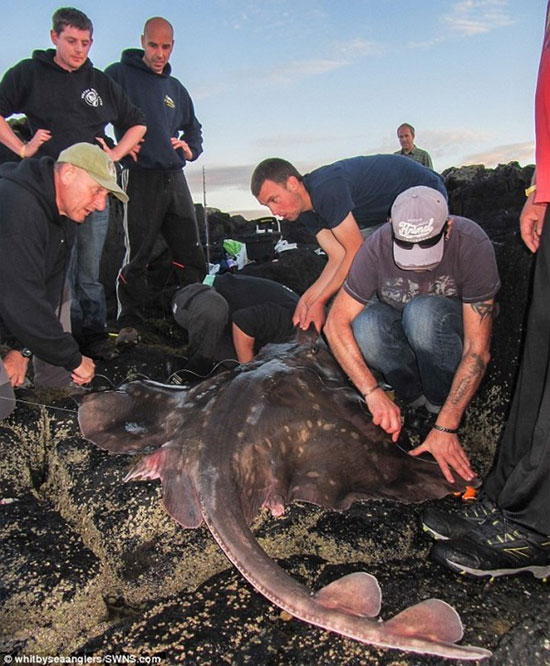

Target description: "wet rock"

left=0, top=493, right=105, bottom=655
left=1, top=162, right=549, bottom=663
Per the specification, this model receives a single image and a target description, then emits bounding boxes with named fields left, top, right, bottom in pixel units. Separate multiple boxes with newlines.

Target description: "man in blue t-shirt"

left=251, top=155, right=446, bottom=333
left=324, top=186, right=500, bottom=485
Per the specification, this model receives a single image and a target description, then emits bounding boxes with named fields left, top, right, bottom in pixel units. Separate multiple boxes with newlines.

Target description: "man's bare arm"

left=232, top=323, right=255, bottom=363
left=410, top=299, right=495, bottom=482
left=96, top=124, right=147, bottom=163
left=0, top=116, right=51, bottom=157
left=294, top=213, right=363, bottom=331
left=324, top=289, right=402, bottom=441
left=520, top=173, right=547, bottom=253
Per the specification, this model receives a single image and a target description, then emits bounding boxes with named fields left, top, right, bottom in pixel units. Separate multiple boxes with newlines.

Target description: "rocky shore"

left=2, top=162, right=549, bottom=665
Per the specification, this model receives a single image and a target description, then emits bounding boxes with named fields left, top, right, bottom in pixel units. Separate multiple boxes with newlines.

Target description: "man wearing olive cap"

left=324, top=185, right=500, bottom=484
left=0, top=143, right=127, bottom=419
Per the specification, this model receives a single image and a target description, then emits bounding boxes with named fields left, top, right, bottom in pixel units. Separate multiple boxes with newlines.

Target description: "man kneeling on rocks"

left=0, top=143, right=128, bottom=419
left=324, top=186, right=500, bottom=483
left=171, top=273, right=300, bottom=376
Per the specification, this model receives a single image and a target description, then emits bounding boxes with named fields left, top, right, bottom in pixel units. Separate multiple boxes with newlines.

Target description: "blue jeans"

left=68, top=201, right=110, bottom=344
left=351, top=295, right=463, bottom=407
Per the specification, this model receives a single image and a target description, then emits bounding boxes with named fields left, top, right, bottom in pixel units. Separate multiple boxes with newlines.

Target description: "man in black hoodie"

left=105, top=16, right=206, bottom=344
left=0, top=143, right=128, bottom=420
left=0, top=7, right=146, bottom=361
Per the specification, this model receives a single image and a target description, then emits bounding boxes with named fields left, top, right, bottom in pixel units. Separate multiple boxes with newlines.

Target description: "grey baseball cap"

left=391, top=186, right=449, bottom=270
left=57, top=142, right=128, bottom=203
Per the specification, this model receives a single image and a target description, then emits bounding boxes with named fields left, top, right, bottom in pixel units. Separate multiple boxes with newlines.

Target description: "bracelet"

left=525, top=185, right=536, bottom=197
left=433, top=424, right=459, bottom=434
left=363, top=385, right=381, bottom=398
left=19, top=143, right=26, bottom=159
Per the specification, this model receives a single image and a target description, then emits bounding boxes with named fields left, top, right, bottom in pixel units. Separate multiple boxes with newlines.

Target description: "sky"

left=0, top=0, right=547, bottom=218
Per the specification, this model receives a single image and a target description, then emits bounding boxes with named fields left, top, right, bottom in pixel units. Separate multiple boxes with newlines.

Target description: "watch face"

left=21, top=348, right=32, bottom=358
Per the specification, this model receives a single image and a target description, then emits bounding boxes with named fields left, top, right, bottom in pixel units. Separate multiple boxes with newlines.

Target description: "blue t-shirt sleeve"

left=311, top=175, right=355, bottom=228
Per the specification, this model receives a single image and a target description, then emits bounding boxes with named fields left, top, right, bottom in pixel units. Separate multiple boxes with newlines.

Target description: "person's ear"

left=59, top=163, right=77, bottom=185
left=445, top=217, right=454, bottom=239
left=287, top=176, right=299, bottom=191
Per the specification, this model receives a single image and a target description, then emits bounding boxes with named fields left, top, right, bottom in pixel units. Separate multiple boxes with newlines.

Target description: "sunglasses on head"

left=393, top=221, right=448, bottom=250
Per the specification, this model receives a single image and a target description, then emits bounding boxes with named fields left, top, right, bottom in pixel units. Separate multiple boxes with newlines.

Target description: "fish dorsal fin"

left=313, top=572, right=381, bottom=618
left=385, top=598, right=464, bottom=643
left=125, top=444, right=203, bottom=529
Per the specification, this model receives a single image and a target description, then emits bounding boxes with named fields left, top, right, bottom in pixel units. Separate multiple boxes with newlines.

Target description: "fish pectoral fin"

left=313, top=572, right=381, bottom=618
left=125, top=445, right=203, bottom=529
left=384, top=598, right=464, bottom=644
left=162, top=468, right=203, bottom=529
left=124, top=448, right=167, bottom=482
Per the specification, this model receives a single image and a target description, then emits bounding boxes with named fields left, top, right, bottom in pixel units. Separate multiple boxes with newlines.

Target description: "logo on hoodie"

left=81, top=88, right=103, bottom=107
left=164, top=95, right=175, bottom=109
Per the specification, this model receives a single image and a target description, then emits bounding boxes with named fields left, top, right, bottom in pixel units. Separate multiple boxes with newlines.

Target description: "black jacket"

left=0, top=49, right=146, bottom=159
left=0, top=157, right=81, bottom=370
left=105, top=49, right=202, bottom=170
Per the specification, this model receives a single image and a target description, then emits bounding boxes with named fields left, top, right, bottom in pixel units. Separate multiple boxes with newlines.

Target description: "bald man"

left=105, top=17, right=206, bottom=344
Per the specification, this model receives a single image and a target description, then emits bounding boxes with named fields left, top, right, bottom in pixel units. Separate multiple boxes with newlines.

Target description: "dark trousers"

left=171, top=284, right=232, bottom=364
left=117, top=168, right=206, bottom=322
left=484, top=206, right=550, bottom=535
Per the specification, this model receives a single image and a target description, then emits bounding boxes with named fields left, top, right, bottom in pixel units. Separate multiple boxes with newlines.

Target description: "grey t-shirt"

left=344, top=216, right=500, bottom=311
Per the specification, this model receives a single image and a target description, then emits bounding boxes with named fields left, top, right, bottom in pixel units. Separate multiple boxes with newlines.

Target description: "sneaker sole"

left=433, top=551, right=550, bottom=580
left=421, top=523, right=451, bottom=541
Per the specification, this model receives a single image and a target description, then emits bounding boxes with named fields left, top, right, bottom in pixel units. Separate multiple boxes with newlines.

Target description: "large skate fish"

left=78, top=336, right=490, bottom=660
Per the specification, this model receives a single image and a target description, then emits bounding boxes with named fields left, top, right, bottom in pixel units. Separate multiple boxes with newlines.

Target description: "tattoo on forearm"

left=471, top=301, right=495, bottom=323
left=450, top=353, right=486, bottom=405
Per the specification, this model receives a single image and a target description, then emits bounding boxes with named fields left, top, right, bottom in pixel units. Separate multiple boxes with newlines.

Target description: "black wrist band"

left=432, top=424, right=458, bottom=434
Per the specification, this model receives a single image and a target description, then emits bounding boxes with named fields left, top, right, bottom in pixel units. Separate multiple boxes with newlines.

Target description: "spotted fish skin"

left=78, top=338, right=490, bottom=660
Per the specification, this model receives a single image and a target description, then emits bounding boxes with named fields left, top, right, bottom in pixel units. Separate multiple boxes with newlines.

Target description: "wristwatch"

left=20, top=347, right=33, bottom=358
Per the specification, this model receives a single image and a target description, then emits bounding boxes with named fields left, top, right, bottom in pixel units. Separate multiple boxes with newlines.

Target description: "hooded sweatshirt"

left=0, top=49, right=145, bottom=159
left=0, top=157, right=81, bottom=370
left=105, top=49, right=202, bottom=170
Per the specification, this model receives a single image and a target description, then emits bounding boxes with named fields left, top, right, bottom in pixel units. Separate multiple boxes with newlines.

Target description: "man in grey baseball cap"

left=0, top=142, right=128, bottom=418
left=391, top=185, right=449, bottom=270
left=325, top=186, right=501, bottom=484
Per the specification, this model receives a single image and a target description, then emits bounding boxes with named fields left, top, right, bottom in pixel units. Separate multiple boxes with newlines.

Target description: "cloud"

left=461, top=141, right=535, bottom=167
left=186, top=157, right=320, bottom=194
left=189, top=57, right=350, bottom=100
left=193, top=31, right=385, bottom=98
left=262, top=58, right=349, bottom=84
left=250, top=132, right=340, bottom=151
left=372, top=129, right=490, bottom=157
left=442, top=0, right=515, bottom=37
left=186, top=164, right=255, bottom=192
left=408, top=0, right=515, bottom=48
left=335, top=38, right=386, bottom=58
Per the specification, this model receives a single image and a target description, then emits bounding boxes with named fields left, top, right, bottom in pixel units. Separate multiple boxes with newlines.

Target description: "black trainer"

left=430, top=511, right=550, bottom=580
left=421, top=492, right=497, bottom=540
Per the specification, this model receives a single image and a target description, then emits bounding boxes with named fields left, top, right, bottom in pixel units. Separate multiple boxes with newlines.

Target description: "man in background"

left=105, top=16, right=206, bottom=347
left=0, top=6, right=146, bottom=361
left=394, top=123, right=433, bottom=169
